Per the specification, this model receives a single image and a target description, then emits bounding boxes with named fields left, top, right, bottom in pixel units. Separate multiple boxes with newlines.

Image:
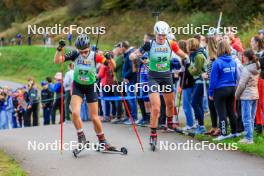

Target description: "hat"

left=114, top=41, right=130, bottom=48
left=259, top=29, right=264, bottom=34
left=54, top=72, right=62, bottom=80
left=41, top=81, right=48, bottom=86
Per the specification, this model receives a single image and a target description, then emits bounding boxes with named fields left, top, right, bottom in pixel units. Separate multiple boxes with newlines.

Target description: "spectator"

left=258, top=29, right=264, bottom=39
left=187, top=38, right=208, bottom=134
left=68, top=33, right=73, bottom=46
left=6, top=87, right=15, bottom=128
left=25, top=78, right=39, bottom=127
left=179, top=40, right=195, bottom=130
left=16, top=33, right=22, bottom=46
left=28, top=34, right=31, bottom=45
left=203, top=35, right=220, bottom=136
left=251, top=35, right=264, bottom=134
left=209, top=40, right=239, bottom=141
left=98, top=51, right=116, bottom=122
left=0, top=89, right=8, bottom=129
left=111, top=46, right=124, bottom=124
left=41, top=81, right=53, bottom=125
left=236, top=49, right=260, bottom=144
left=64, top=63, right=74, bottom=122
left=49, top=72, right=65, bottom=124
left=120, top=41, right=138, bottom=125
left=228, top=31, right=244, bottom=63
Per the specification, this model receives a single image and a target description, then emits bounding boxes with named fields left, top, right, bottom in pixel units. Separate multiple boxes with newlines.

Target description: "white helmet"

left=154, top=21, right=170, bottom=35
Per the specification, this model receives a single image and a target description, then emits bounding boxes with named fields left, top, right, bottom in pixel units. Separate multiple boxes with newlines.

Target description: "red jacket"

left=231, top=37, right=245, bottom=63
left=98, top=64, right=114, bottom=86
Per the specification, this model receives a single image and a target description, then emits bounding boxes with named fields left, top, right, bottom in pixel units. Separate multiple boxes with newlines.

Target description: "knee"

left=72, top=110, right=79, bottom=118
left=152, top=106, right=160, bottom=116
left=166, top=101, right=174, bottom=110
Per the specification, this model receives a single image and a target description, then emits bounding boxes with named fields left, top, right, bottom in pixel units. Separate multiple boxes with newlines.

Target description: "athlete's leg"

left=71, top=95, right=83, bottom=130
left=88, top=101, right=115, bottom=149
left=87, top=101, right=103, bottom=134
left=163, top=92, right=175, bottom=129
left=163, top=92, right=175, bottom=117
left=149, top=92, right=161, bottom=128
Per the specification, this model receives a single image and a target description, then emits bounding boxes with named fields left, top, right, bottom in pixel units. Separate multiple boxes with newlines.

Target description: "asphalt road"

left=0, top=122, right=264, bottom=176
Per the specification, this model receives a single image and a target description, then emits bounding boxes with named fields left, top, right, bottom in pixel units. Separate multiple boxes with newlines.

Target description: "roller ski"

left=149, top=133, right=158, bottom=151
left=73, top=132, right=90, bottom=158
left=95, top=140, right=128, bottom=155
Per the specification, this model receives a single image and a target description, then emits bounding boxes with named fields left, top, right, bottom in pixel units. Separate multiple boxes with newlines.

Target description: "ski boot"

left=149, top=133, right=157, bottom=151
left=98, top=139, right=128, bottom=155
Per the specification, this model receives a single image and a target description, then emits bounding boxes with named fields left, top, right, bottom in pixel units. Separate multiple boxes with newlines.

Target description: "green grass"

left=0, top=46, right=63, bottom=87
left=0, top=150, right=27, bottom=176
left=0, top=44, right=111, bottom=87
left=194, top=115, right=264, bottom=158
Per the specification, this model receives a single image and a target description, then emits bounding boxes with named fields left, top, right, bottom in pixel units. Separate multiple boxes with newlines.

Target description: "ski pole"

left=176, top=64, right=186, bottom=123
left=111, top=61, right=144, bottom=152
left=60, top=47, right=65, bottom=154
left=119, top=82, right=144, bottom=152
left=109, top=55, right=144, bottom=152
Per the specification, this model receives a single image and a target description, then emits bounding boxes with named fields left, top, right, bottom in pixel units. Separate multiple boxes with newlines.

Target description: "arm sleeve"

left=209, top=62, right=219, bottom=97
left=235, top=68, right=250, bottom=99
left=98, top=65, right=105, bottom=79
left=64, top=50, right=79, bottom=61
left=169, top=40, right=180, bottom=53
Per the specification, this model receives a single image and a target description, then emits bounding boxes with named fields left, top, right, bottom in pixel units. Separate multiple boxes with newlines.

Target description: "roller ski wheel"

left=149, top=133, right=157, bottom=152
left=96, top=140, right=128, bottom=155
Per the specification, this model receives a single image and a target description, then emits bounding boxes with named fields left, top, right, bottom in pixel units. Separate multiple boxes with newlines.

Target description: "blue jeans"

left=183, top=87, right=194, bottom=127
left=241, top=100, right=257, bottom=141
left=0, top=109, right=9, bottom=130
left=203, top=96, right=209, bottom=111
left=191, top=83, right=204, bottom=126
left=125, top=83, right=137, bottom=120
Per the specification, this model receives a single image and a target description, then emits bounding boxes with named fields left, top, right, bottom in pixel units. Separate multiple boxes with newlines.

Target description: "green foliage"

left=0, top=0, right=66, bottom=30
left=0, top=150, right=27, bottom=176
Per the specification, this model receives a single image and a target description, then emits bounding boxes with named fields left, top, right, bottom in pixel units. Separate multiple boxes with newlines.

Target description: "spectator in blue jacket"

left=118, top=41, right=138, bottom=125
left=49, top=72, right=65, bottom=124
left=209, top=40, right=239, bottom=141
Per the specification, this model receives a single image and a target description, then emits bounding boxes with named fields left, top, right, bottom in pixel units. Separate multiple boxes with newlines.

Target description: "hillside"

left=0, top=5, right=263, bottom=47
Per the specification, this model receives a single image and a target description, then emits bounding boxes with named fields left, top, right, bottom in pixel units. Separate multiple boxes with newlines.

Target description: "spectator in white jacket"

left=63, top=63, right=74, bottom=122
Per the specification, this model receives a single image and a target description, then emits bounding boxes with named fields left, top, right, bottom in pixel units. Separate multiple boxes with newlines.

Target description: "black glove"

left=139, top=41, right=151, bottom=53
left=57, top=39, right=66, bottom=51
